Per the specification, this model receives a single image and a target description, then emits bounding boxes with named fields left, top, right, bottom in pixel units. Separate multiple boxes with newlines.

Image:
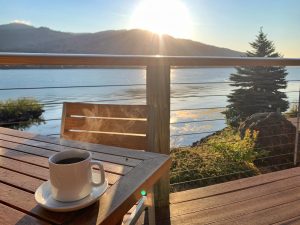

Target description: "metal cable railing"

left=170, top=161, right=294, bottom=187
left=1, top=56, right=300, bottom=193
left=1, top=82, right=299, bottom=141
left=171, top=142, right=295, bottom=158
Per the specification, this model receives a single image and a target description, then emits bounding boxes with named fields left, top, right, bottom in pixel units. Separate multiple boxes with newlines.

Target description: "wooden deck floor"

left=161, top=167, right=300, bottom=225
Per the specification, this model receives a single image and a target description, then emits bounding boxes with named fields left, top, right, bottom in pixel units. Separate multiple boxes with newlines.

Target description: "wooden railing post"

left=146, top=60, right=171, bottom=224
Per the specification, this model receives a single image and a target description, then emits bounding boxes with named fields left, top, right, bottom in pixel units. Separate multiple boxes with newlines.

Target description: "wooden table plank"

left=0, top=203, right=51, bottom=225
left=0, top=183, right=76, bottom=224
left=170, top=167, right=300, bottom=204
left=0, top=127, right=158, bottom=160
left=0, top=133, right=141, bottom=167
left=1, top=156, right=121, bottom=185
left=1, top=168, right=44, bottom=193
left=170, top=175, right=300, bottom=217
left=0, top=140, right=132, bottom=175
left=168, top=186, right=300, bottom=225
left=273, top=215, right=300, bottom=225
left=1, top=156, right=49, bottom=180
left=0, top=147, right=49, bottom=167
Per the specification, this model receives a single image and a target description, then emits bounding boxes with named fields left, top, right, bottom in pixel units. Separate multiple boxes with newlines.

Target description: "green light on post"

left=141, top=190, right=147, bottom=196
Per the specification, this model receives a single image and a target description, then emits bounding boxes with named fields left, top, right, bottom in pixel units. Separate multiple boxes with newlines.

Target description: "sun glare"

left=12, top=19, right=31, bottom=25
left=130, top=0, right=193, bottom=39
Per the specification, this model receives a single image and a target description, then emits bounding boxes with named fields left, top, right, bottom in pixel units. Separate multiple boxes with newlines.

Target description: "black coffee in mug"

left=56, top=157, right=85, bottom=164
left=49, top=150, right=106, bottom=202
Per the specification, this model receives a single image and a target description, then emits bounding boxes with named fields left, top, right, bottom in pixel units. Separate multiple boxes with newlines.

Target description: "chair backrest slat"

left=61, top=102, right=148, bottom=150
left=65, top=102, right=147, bottom=118
left=64, top=117, right=147, bottom=134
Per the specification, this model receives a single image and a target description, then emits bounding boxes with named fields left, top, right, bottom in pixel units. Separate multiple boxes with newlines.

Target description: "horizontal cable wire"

left=171, top=107, right=226, bottom=112
left=1, top=81, right=299, bottom=91
left=254, top=152, right=294, bottom=161
left=171, top=141, right=296, bottom=152
left=171, top=162, right=252, bottom=174
left=171, top=81, right=232, bottom=85
left=173, top=155, right=295, bottom=164
left=171, top=121, right=298, bottom=129
left=171, top=80, right=300, bottom=86
left=170, top=162, right=294, bottom=186
left=0, top=83, right=146, bottom=91
left=170, top=169, right=250, bottom=186
left=171, top=126, right=298, bottom=137
left=172, top=137, right=296, bottom=148
left=170, top=118, right=225, bottom=125
left=0, top=97, right=146, bottom=108
left=0, top=118, right=61, bottom=126
left=171, top=130, right=294, bottom=137
left=172, top=93, right=298, bottom=99
left=0, top=80, right=298, bottom=91
left=171, top=102, right=299, bottom=111
left=172, top=94, right=228, bottom=99
left=170, top=151, right=294, bottom=162
left=171, top=130, right=219, bottom=137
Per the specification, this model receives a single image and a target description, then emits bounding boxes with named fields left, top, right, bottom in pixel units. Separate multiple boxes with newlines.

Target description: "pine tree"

left=224, top=28, right=288, bottom=127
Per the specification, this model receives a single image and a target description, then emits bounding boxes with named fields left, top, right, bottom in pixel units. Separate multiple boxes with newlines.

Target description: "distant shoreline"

left=0, top=65, right=236, bottom=69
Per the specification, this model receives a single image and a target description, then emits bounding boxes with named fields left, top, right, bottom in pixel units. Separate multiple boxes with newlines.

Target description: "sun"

left=130, top=0, right=193, bottom=39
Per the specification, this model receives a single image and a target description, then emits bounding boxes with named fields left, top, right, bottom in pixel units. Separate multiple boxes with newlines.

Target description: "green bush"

left=0, top=98, right=44, bottom=129
left=170, top=128, right=264, bottom=192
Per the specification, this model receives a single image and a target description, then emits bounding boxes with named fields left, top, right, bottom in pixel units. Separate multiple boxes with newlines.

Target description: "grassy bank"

left=0, top=98, right=44, bottom=129
left=170, top=127, right=267, bottom=192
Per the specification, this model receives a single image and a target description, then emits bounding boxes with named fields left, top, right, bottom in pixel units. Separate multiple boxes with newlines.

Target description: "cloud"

left=11, top=20, right=31, bottom=25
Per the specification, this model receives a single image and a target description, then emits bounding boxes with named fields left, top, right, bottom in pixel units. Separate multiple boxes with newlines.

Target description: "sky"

left=1, top=0, right=299, bottom=57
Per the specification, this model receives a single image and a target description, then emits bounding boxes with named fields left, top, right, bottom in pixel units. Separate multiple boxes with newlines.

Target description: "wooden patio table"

left=0, top=127, right=171, bottom=225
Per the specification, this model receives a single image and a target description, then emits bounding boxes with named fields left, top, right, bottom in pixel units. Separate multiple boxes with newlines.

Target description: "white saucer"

left=35, top=179, right=108, bottom=212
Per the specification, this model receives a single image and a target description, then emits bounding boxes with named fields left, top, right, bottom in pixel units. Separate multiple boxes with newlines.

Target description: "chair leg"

left=124, top=197, right=147, bottom=225
left=145, top=187, right=155, bottom=225
left=123, top=187, right=156, bottom=225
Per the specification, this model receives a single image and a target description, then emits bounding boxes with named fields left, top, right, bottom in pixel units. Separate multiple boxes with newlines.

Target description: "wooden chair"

left=60, top=102, right=148, bottom=150
left=60, top=102, right=154, bottom=225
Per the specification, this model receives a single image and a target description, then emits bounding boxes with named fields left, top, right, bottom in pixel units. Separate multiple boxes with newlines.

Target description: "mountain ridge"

left=0, top=23, right=244, bottom=56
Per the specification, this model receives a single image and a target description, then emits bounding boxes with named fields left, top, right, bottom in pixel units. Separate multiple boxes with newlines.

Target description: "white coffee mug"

left=49, top=149, right=105, bottom=202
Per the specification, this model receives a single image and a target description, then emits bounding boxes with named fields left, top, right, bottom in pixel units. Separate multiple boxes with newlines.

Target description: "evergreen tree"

left=224, top=28, right=288, bottom=127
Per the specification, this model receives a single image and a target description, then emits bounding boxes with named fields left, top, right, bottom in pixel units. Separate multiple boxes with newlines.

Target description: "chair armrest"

left=123, top=196, right=147, bottom=225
